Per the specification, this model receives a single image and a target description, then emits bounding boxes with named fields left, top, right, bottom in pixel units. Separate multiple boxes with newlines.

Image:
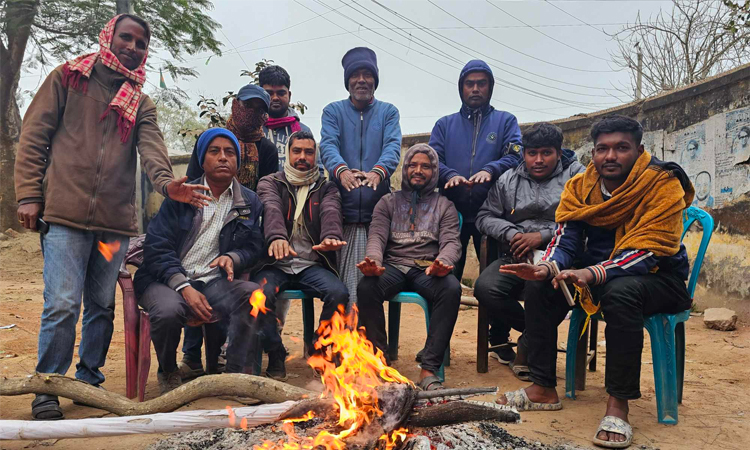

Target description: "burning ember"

left=254, top=305, right=413, bottom=449
left=98, top=240, right=121, bottom=262
left=249, top=288, right=268, bottom=318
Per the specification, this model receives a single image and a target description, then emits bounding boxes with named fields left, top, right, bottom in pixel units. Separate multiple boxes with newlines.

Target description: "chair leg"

left=588, top=319, right=598, bottom=372
left=575, top=324, right=589, bottom=392
left=388, top=302, right=402, bottom=362
left=120, top=277, right=139, bottom=400
left=137, top=312, right=152, bottom=402
left=302, top=297, right=315, bottom=356
left=645, top=314, right=680, bottom=425
left=676, top=322, right=685, bottom=404
left=565, top=309, right=587, bottom=399
left=476, top=302, right=489, bottom=373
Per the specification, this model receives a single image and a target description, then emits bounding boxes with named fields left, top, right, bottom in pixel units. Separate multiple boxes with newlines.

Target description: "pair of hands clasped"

left=444, top=170, right=492, bottom=189
left=499, top=263, right=595, bottom=289
left=356, top=257, right=454, bottom=277
left=339, top=169, right=382, bottom=192
left=268, top=238, right=347, bottom=260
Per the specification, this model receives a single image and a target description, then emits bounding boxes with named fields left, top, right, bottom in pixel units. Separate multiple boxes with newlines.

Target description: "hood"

left=458, top=59, right=494, bottom=108
left=401, top=143, right=439, bottom=193
left=560, top=148, right=578, bottom=169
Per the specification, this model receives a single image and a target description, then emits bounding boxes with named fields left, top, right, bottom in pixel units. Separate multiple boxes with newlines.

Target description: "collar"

left=460, top=101, right=493, bottom=119
left=600, top=180, right=612, bottom=198
left=202, top=175, right=235, bottom=201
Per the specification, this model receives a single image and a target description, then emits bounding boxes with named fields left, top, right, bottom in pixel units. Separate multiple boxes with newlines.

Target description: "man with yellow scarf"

left=498, top=116, right=694, bottom=449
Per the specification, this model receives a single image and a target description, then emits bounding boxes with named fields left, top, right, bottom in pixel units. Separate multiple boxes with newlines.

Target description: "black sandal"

left=418, top=375, right=444, bottom=391
left=32, top=394, right=64, bottom=420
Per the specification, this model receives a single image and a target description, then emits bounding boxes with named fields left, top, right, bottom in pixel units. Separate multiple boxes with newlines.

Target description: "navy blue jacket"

left=133, top=178, right=264, bottom=297
left=429, top=60, right=522, bottom=223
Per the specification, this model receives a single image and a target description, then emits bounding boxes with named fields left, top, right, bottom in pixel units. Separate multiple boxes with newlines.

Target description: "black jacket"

left=133, top=178, right=264, bottom=297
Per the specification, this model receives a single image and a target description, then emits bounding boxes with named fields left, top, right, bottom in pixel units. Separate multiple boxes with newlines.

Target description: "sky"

left=18, top=0, right=674, bottom=146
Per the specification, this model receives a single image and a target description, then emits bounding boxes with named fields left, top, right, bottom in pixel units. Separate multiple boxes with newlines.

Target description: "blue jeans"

left=37, top=224, right=128, bottom=385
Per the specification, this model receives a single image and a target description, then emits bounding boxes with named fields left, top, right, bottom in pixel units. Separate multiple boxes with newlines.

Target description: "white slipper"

left=497, top=388, right=562, bottom=411
left=592, top=415, right=633, bottom=448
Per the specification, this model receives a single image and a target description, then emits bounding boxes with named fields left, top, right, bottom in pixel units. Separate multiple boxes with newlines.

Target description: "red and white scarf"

left=61, top=14, right=148, bottom=142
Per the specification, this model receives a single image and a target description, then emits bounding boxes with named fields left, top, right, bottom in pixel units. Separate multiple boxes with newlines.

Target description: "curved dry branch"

left=407, top=400, right=520, bottom=427
left=0, top=373, right=313, bottom=416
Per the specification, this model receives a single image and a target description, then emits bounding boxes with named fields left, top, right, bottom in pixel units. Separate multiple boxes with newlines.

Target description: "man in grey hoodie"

left=474, top=123, right=584, bottom=375
left=357, top=144, right=462, bottom=389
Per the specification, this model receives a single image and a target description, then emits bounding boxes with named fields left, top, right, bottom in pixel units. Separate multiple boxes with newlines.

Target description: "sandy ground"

left=1, top=232, right=749, bottom=450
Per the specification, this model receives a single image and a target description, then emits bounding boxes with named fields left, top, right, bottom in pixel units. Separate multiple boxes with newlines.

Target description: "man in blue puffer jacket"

left=429, top=60, right=522, bottom=283
left=320, top=47, right=402, bottom=304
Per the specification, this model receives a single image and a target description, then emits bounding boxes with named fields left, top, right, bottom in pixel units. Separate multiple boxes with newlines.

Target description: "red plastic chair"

left=117, top=235, right=150, bottom=402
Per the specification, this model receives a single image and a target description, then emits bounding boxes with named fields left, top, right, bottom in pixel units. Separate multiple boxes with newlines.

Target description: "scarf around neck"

left=283, top=139, right=320, bottom=222
left=61, top=14, right=147, bottom=143
left=266, top=114, right=301, bottom=132
left=556, top=151, right=695, bottom=258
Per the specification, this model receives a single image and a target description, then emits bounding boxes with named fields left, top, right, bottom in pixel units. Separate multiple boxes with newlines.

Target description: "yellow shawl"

left=556, top=151, right=695, bottom=258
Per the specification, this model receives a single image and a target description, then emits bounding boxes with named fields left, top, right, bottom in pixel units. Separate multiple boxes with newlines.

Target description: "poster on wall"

left=673, top=123, right=717, bottom=208
left=716, top=107, right=750, bottom=207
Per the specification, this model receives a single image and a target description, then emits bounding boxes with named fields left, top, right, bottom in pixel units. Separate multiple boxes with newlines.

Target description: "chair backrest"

left=119, top=234, right=146, bottom=276
left=680, top=206, right=714, bottom=299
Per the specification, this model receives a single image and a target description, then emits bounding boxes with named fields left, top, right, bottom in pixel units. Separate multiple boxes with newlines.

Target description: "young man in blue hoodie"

left=429, top=60, right=522, bottom=284
left=320, top=47, right=402, bottom=305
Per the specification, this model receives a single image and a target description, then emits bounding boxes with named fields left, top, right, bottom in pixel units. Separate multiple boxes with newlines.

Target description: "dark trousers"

left=182, top=319, right=228, bottom=366
left=139, top=278, right=260, bottom=374
left=454, top=221, right=482, bottom=283
left=252, top=265, right=349, bottom=354
left=524, top=272, right=691, bottom=399
left=357, top=264, right=462, bottom=373
left=474, top=258, right=526, bottom=345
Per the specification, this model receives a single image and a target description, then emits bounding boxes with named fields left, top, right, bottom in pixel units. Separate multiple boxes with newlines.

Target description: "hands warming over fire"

left=209, top=255, right=234, bottom=281
left=313, top=238, right=347, bottom=252
left=357, top=257, right=386, bottom=276
left=269, top=239, right=297, bottom=260
left=425, top=259, right=453, bottom=277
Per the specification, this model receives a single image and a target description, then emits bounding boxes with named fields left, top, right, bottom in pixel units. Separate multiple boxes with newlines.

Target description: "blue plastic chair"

left=564, top=206, right=714, bottom=424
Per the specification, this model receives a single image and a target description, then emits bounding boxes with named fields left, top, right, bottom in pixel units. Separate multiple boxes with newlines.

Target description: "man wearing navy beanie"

left=320, top=47, right=402, bottom=305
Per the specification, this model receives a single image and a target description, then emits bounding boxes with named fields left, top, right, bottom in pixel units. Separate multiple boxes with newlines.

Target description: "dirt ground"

left=1, top=232, right=749, bottom=450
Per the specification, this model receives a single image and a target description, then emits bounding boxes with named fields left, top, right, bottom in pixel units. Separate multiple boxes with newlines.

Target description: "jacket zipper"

left=468, top=110, right=481, bottom=207
left=86, top=82, right=114, bottom=228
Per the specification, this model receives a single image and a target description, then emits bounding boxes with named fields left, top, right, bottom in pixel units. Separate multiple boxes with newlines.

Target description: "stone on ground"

left=703, top=307, right=738, bottom=331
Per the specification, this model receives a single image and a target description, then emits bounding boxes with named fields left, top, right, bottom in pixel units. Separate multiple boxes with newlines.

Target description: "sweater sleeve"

left=14, top=67, right=67, bottom=202
left=319, top=105, right=348, bottom=179
left=142, top=199, right=189, bottom=290
left=479, top=114, right=523, bottom=178
left=320, top=183, right=344, bottom=241
left=256, top=176, right=288, bottom=245
left=365, top=197, right=392, bottom=266
left=585, top=250, right=659, bottom=285
left=372, top=105, right=402, bottom=180
left=538, top=221, right=585, bottom=276
left=429, top=119, right=460, bottom=186
left=136, top=96, right=175, bottom=197
left=436, top=200, right=462, bottom=267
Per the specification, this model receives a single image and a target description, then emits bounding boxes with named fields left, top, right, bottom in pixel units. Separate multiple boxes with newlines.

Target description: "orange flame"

left=254, top=305, right=413, bottom=449
left=98, top=241, right=121, bottom=262
left=249, top=288, right=268, bottom=318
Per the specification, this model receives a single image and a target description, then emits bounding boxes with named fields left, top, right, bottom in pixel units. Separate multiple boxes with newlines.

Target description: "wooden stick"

left=415, top=386, right=497, bottom=400
left=407, top=400, right=520, bottom=427
left=0, top=373, right=313, bottom=416
left=551, top=261, right=576, bottom=306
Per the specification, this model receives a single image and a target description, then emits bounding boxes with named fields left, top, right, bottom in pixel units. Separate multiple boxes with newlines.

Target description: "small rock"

left=20, top=240, right=41, bottom=253
left=0, top=233, right=9, bottom=241
left=0, top=241, right=11, bottom=249
left=703, top=307, right=738, bottom=331
left=4, top=228, right=21, bottom=238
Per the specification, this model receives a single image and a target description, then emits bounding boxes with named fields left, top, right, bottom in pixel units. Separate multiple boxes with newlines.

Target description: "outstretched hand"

left=468, top=170, right=492, bottom=184
left=444, top=175, right=469, bottom=189
left=313, top=238, right=347, bottom=252
left=209, top=255, right=234, bottom=281
left=166, top=176, right=211, bottom=207
left=269, top=239, right=298, bottom=260
left=499, top=263, right=550, bottom=281
left=425, top=259, right=454, bottom=277
left=357, top=257, right=386, bottom=277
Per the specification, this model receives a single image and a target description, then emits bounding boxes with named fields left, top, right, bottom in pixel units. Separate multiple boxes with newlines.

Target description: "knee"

left=442, top=275, right=462, bottom=304
left=149, top=301, right=187, bottom=326
left=473, top=271, right=493, bottom=302
left=327, top=282, right=349, bottom=306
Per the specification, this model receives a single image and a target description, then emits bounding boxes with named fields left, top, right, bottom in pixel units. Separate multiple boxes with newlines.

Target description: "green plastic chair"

left=564, top=206, right=714, bottom=424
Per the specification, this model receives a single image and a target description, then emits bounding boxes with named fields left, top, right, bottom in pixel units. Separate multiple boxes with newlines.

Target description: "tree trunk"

left=0, top=0, right=38, bottom=231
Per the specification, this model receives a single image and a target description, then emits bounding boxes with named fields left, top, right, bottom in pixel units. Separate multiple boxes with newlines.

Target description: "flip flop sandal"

left=417, top=375, right=444, bottom=391
left=497, top=388, right=562, bottom=411
left=509, top=361, right=531, bottom=381
left=32, top=394, right=64, bottom=420
left=592, top=415, right=633, bottom=448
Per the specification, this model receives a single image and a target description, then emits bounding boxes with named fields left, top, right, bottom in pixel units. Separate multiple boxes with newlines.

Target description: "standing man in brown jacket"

left=14, top=15, right=209, bottom=420
left=357, top=143, right=462, bottom=390
left=253, top=130, right=349, bottom=380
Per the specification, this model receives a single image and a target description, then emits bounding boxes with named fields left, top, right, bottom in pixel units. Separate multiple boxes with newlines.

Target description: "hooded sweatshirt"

left=365, top=144, right=462, bottom=270
left=263, top=107, right=312, bottom=170
left=429, top=60, right=522, bottom=223
left=319, top=98, right=402, bottom=224
left=475, top=149, right=584, bottom=256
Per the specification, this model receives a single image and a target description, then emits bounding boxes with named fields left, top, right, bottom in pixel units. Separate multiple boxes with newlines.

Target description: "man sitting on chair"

left=253, top=130, right=349, bottom=380
left=357, top=143, right=462, bottom=391
left=134, top=128, right=264, bottom=394
left=497, top=115, right=694, bottom=449
left=474, top=122, right=584, bottom=375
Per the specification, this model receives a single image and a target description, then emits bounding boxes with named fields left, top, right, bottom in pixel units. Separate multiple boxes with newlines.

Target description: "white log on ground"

left=0, top=401, right=296, bottom=440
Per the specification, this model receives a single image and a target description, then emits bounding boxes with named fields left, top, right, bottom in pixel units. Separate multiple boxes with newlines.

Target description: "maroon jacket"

left=256, top=171, right=343, bottom=273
